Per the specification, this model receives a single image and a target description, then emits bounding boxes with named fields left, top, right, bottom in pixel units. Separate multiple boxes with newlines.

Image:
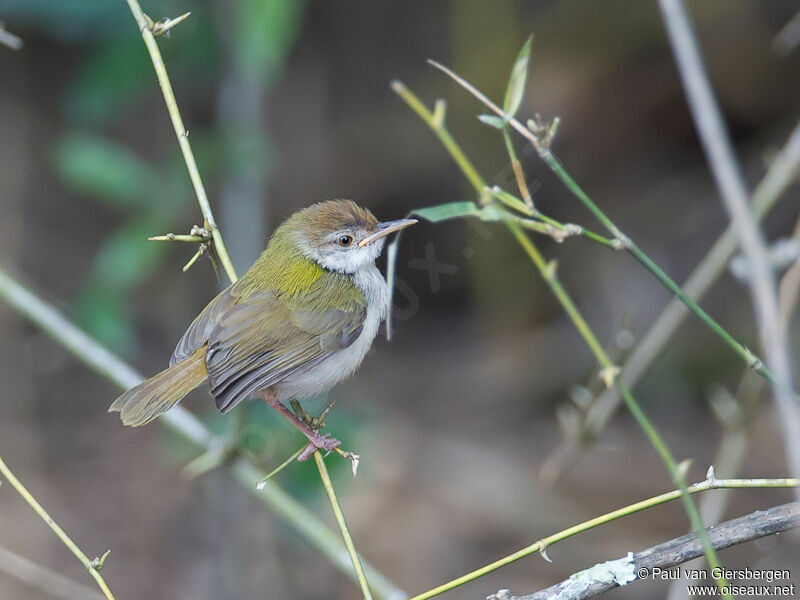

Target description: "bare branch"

left=497, top=502, right=799, bottom=600
left=659, top=0, right=800, bottom=489
left=0, top=458, right=116, bottom=599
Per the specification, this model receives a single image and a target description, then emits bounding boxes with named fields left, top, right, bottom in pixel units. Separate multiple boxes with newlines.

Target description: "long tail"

left=109, top=347, right=208, bottom=426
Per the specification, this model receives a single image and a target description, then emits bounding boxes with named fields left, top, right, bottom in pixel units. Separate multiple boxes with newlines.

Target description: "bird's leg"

left=313, top=398, right=336, bottom=430
left=290, top=398, right=337, bottom=431
left=262, top=389, right=341, bottom=461
left=289, top=399, right=314, bottom=428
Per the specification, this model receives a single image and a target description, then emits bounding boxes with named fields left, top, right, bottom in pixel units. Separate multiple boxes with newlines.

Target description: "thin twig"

left=667, top=217, right=800, bottom=599
left=514, top=502, right=799, bottom=600
left=121, top=3, right=385, bottom=595
left=314, top=452, right=374, bottom=600
left=0, top=458, right=116, bottom=600
left=658, top=0, right=800, bottom=488
left=427, top=58, right=775, bottom=385
left=508, top=224, right=728, bottom=596
left=391, top=81, right=611, bottom=248
left=392, top=82, right=728, bottom=599
left=407, top=477, right=798, bottom=600
left=0, top=267, right=406, bottom=600
left=548, top=120, right=800, bottom=477
left=0, top=545, right=105, bottom=600
left=123, top=0, right=237, bottom=284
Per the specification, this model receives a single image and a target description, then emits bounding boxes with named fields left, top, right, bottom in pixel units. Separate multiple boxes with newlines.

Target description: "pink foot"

left=297, top=433, right=342, bottom=462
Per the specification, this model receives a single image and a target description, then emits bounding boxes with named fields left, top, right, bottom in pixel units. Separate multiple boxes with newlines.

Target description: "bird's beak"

left=358, top=219, right=418, bottom=246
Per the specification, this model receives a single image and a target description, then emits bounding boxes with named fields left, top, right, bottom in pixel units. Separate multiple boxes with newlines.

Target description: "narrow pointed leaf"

left=412, top=202, right=481, bottom=222
left=503, top=35, right=533, bottom=120
left=478, top=114, right=505, bottom=129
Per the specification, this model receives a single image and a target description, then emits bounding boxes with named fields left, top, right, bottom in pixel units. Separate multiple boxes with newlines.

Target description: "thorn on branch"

left=89, top=549, right=111, bottom=571
left=335, top=450, right=361, bottom=478
left=183, top=245, right=207, bottom=272
left=705, top=464, right=718, bottom=488
left=539, top=542, right=553, bottom=563
left=143, top=12, right=191, bottom=38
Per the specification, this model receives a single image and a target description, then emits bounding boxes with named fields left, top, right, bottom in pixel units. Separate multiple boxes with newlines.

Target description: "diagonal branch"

left=124, top=0, right=237, bottom=284
left=0, top=458, right=116, bottom=599
left=658, top=0, right=800, bottom=488
left=544, top=120, right=800, bottom=478
left=0, top=266, right=406, bottom=600
left=392, top=81, right=729, bottom=598
left=504, top=502, right=799, bottom=600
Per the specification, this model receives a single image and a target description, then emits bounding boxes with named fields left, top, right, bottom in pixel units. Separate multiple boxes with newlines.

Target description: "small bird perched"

left=110, top=200, right=416, bottom=460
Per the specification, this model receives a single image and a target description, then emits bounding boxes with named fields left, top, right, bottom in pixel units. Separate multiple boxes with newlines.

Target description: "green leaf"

left=53, top=133, right=160, bottom=210
left=486, top=186, right=535, bottom=216
left=478, top=114, right=505, bottom=129
left=503, top=35, right=533, bottom=120
left=412, top=202, right=482, bottom=223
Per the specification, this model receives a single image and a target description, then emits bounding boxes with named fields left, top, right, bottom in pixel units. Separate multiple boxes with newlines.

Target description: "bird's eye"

left=337, top=235, right=353, bottom=247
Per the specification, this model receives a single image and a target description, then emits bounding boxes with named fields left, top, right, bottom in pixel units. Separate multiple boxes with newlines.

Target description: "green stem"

left=541, top=151, right=773, bottom=380
left=0, top=457, right=116, bottom=600
left=314, top=452, right=374, bottom=600
left=428, top=58, right=773, bottom=384
left=393, top=80, right=728, bottom=598
left=391, top=80, right=484, bottom=193
left=507, top=222, right=728, bottom=596
left=124, top=0, right=238, bottom=285
left=408, top=476, right=798, bottom=600
left=122, top=7, right=386, bottom=597
left=391, top=80, right=613, bottom=247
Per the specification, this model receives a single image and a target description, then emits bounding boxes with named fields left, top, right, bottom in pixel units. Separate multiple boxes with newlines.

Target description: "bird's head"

left=287, top=200, right=416, bottom=273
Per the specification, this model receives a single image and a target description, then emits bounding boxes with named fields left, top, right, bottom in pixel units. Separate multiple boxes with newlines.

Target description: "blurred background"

left=1, top=1, right=799, bottom=598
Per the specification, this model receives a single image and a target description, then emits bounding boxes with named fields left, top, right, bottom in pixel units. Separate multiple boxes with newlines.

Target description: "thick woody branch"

left=496, top=502, right=799, bottom=600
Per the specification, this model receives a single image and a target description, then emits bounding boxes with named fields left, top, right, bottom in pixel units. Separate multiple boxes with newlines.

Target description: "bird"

left=109, top=200, right=416, bottom=460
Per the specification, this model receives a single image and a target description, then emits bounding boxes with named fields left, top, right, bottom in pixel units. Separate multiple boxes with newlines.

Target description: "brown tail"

left=109, top=347, right=208, bottom=426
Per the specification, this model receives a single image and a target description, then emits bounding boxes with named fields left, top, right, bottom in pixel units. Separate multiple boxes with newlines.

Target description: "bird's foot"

left=291, top=398, right=337, bottom=431
left=297, top=432, right=342, bottom=462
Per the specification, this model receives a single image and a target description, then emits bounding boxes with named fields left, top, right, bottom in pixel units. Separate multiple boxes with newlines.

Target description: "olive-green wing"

left=170, top=285, right=239, bottom=366
left=204, top=289, right=366, bottom=413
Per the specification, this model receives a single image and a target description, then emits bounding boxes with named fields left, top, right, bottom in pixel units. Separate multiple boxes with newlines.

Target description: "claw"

left=297, top=433, right=342, bottom=462
left=290, top=398, right=337, bottom=431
